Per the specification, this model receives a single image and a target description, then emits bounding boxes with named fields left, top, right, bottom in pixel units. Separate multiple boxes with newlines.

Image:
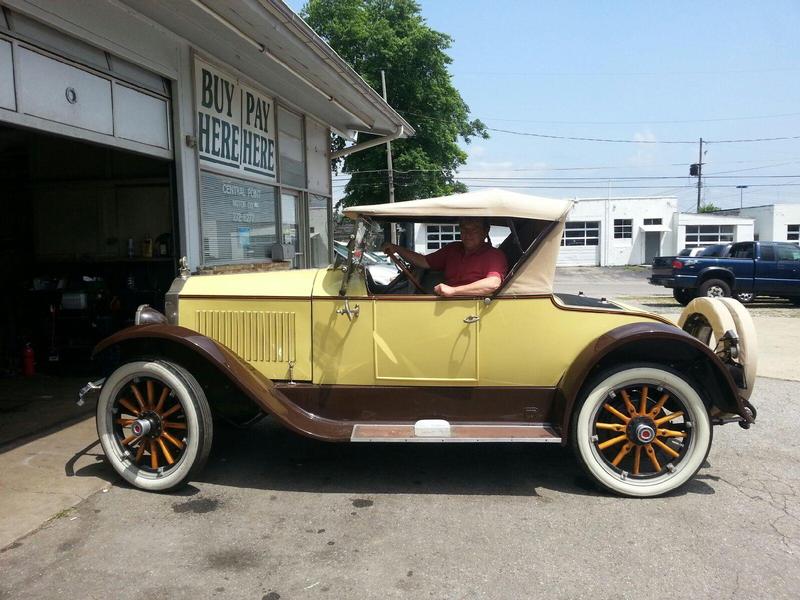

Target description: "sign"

left=195, top=58, right=276, bottom=181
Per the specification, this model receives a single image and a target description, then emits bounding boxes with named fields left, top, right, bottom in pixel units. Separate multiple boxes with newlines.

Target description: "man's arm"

left=382, top=242, right=431, bottom=270
left=434, top=276, right=502, bottom=297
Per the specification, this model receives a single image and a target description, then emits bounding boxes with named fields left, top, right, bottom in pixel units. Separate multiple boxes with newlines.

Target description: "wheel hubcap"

left=111, top=377, right=188, bottom=474
left=708, top=286, right=723, bottom=297
left=593, top=384, right=692, bottom=478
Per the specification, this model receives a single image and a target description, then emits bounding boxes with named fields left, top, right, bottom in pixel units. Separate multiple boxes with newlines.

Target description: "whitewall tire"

left=96, top=360, right=213, bottom=492
left=572, top=365, right=712, bottom=498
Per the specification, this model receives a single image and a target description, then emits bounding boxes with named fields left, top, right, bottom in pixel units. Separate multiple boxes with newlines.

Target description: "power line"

left=484, top=127, right=800, bottom=144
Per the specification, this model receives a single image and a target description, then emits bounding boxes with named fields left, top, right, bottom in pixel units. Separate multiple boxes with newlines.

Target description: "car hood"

left=180, top=268, right=323, bottom=298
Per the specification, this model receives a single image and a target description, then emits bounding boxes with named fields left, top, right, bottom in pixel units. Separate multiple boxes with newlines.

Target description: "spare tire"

left=678, top=297, right=737, bottom=347
left=717, top=297, right=758, bottom=400
left=678, top=297, right=757, bottom=400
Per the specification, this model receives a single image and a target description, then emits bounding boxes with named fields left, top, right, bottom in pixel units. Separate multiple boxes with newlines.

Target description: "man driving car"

left=382, top=217, right=508, bottom=297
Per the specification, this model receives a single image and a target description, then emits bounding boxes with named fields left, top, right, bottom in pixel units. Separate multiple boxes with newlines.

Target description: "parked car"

left=333, top=240, right=398, bottom=285
left=83, top=190, right=757, bottom=498
left=650, top=241, right=800, bottom=305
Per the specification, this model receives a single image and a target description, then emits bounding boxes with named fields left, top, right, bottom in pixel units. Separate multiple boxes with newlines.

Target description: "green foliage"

left=698, top=203, right=721, bottom=213
left=302, top=0, right=487, bottom=207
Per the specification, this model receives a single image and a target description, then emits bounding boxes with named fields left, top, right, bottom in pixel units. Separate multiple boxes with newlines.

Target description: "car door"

left=372, top=296, right=480, bottom=383
left=773, top=244, right=800, bottom=295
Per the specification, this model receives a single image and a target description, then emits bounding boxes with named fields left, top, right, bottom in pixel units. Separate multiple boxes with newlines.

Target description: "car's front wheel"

left=96, top=360, right=213, bottom=492
left=572, top=364, right=711, bottom=497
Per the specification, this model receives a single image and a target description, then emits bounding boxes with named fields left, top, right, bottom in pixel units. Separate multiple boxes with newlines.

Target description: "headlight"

left=135, top=304, right=168, bottom=326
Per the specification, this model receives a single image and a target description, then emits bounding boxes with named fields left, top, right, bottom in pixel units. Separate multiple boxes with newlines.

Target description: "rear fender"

left=92, top=324, right=351, bottom=441
left=555, top=322, right=748, bottom=445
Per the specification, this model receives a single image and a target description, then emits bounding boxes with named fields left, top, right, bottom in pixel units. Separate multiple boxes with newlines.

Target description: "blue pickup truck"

left=650, top=241, right=800, bottom=305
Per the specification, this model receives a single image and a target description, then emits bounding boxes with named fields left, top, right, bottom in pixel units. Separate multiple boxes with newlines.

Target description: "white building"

left=412, top=195, right=758, bottom=267
left=715, top=204, right=800, bottom=243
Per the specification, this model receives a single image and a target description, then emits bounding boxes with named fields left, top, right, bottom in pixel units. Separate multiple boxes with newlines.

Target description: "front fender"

left=92, top=324, right=352, bottom=441
left=555, top=322, right=748, bottom=445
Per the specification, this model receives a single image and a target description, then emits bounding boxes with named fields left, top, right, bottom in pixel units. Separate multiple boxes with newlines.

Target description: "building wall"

left=2, top=0, right=334, bottom=270
left=735, top=204, right=800, bottom=242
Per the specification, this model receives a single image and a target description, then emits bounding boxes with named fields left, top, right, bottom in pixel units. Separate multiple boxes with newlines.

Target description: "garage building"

left=0, top=0, right=410, bottom=439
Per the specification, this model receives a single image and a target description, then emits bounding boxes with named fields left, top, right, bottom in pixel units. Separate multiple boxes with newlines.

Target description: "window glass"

left=776, top=245, right=800, bottom=261
left=644, top=218, right=663, bottom=225
left=730, top=244, right=754, bottom=259
left=759, top=246, right=775, bottom=261
left=614, top=219, right=632, bottom=239
left=788, top=224, right=800, bottom=242
left=426, top=224, right=460, bottom=250
left=684, top=224, right=734, bottom=248
left=278, top=108, right=305, bottom=188
left=308, top=194, right=331, bottom=267
left=200, top=171, right=276, bottom=264
left=561, top=221, right=600, bottom=246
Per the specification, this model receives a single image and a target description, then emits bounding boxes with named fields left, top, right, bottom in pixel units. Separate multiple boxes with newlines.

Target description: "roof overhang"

left=118, top=0, right=413, bottom=139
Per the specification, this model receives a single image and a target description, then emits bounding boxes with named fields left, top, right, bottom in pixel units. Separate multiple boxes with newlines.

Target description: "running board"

left=351, top=421, right=561, bottom=443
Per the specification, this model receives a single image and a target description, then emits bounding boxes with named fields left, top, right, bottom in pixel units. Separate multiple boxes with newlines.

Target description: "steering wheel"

left=387, top=252, right=426, bottom=293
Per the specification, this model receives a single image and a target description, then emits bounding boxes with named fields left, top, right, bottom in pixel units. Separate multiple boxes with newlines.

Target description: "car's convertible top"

left=344, top=189, right=574, bottom=297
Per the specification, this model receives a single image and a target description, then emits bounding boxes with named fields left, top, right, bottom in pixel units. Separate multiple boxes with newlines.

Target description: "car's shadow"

left=197, top=419, right=714, bottom=499
left=70, top=417, right=716, bottom=498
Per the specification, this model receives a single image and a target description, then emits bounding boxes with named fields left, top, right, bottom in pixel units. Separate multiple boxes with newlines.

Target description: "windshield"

left=338, top=218, right=382, bottom=296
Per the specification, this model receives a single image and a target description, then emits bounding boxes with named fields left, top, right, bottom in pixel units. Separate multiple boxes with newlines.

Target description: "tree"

left=302, top=0, right=487, bottom=207
left=698, top=203, right=721, bottom=213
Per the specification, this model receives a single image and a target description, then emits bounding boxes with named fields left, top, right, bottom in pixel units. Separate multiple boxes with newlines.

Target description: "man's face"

left=458, top=218, right=489, bottom=251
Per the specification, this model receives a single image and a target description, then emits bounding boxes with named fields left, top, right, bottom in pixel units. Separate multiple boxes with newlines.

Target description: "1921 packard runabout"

left=84, top=189, right=757, bottom=497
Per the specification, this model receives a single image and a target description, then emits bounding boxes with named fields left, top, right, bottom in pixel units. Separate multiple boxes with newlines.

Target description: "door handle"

left=463, top=315, right=480, bottom=324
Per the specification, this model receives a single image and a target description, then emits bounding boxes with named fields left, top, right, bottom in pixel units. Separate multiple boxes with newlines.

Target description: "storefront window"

left=308, top=195, right=331, bottom=267
left=200, top=171, right=277, bottom=264
left=278, top=108, right=305, bottom=188
left=280, top=191, right=302, bottom=267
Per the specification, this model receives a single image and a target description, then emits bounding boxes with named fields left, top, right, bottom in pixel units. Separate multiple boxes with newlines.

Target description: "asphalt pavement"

left=2, top=375, right=800, bottom=600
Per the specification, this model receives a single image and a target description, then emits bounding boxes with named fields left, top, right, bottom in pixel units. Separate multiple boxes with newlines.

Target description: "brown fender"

left=92, top=324, right=353, bottom=441
left=555, top=321, right=749, bottom=445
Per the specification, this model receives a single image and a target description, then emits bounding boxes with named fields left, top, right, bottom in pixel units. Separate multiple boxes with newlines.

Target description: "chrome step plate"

left=351, top=423, right=561, bottom=443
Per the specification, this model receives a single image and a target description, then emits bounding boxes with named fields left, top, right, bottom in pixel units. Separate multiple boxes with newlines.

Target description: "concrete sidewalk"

left=0, top=418, right=111, bottom=549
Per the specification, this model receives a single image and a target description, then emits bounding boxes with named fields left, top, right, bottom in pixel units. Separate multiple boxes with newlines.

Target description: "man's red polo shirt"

left=426, top=242, right=508, bottom=287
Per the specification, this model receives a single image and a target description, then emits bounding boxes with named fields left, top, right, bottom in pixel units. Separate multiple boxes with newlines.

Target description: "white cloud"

left=628, top=129, right=658, bottom=167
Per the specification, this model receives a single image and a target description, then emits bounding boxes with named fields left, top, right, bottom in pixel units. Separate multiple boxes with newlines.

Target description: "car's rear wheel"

left=97, top=360, right=213, bottom=492
left=672, top=288, right=695, bottom=306
left=698, top=278, right=731, bottom=298
left=572, top=364, right=712, bottom=498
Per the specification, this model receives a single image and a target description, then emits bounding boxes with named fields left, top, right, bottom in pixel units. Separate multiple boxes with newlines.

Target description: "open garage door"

left=0, top=125, right=176, bottom=447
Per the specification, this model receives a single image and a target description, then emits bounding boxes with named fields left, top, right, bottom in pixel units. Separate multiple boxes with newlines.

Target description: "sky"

left=290, top=1, right=800, bottom=211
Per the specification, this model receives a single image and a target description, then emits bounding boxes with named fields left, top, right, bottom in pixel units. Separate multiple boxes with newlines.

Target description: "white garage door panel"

left=113, top=83, right=169, bottom=149
left=0, top=40, right=15, bottom=111
left=557, top=246, right=600, bottom=266
left=19, top=47, right=113, bottom=134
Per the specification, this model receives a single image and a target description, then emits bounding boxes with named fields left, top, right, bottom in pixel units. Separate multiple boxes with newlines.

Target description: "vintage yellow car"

left=85, top=190, right=757, bottom=497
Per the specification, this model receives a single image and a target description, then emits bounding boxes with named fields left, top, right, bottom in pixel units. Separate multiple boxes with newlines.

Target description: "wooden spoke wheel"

left=97, top=360, right=213, bottom=492
left=572, top=364, right=711, bottom=497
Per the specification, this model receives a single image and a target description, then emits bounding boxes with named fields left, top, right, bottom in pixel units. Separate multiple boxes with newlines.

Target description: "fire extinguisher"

left=22, top=343, right=35, bottom=377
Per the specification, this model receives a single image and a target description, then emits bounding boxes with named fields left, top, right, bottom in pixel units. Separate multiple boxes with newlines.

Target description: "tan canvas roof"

left=344, top=189, right=574, bottom=297
left=343, top=189, right=573, bottom=222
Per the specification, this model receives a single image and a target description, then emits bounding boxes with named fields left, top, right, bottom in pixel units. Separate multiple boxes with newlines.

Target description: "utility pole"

left=696, top=137, right=703, bottom=213
left=381, top=70, right=397, bottom=245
